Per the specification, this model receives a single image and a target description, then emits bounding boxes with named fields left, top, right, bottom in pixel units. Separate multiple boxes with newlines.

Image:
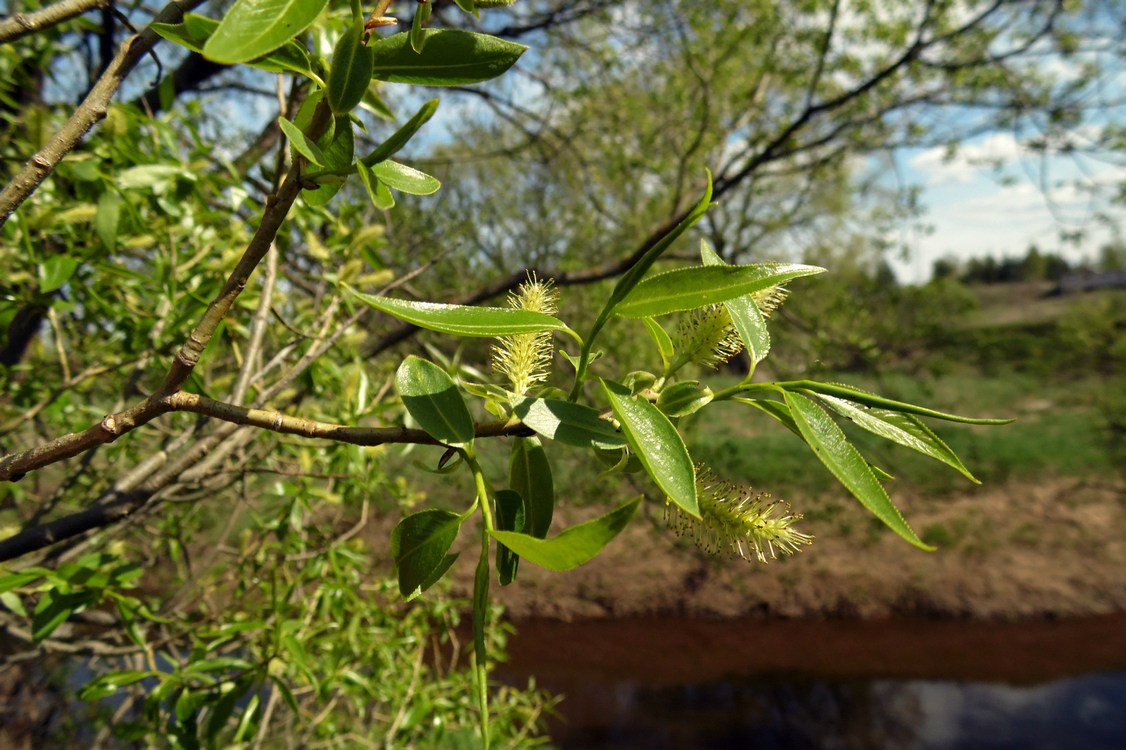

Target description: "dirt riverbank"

left=440, top=477, right=1126, bottom=621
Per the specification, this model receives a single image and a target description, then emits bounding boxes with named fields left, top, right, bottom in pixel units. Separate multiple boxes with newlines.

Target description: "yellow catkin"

left=492, top=274, right=559, bottom=395
left=665, top=465, right=813, bottom=563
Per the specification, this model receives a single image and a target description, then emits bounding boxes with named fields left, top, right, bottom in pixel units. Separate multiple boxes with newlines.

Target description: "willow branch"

left=0, top=0, right=111, bottom=45
left=161, top=391, right=529, bottom=446
left=0, top=0, right=207, bottom=229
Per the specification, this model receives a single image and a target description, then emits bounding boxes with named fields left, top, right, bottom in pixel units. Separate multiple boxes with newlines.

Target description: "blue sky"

left=888, top=131, right=1125, bottom=283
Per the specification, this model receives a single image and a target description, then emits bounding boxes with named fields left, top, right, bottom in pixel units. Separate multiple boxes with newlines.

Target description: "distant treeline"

left=932, top=242, right=1126, bottom=284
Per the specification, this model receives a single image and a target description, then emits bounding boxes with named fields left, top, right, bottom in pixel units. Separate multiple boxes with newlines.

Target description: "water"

left=497, top=614, right=1126, bottom=749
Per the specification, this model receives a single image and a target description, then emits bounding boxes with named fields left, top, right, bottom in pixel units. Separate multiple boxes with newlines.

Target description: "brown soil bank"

left=464, top=477, right=1126, bottom=621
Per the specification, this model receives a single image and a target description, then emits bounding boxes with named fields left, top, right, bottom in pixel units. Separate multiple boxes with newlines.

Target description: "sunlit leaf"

left=344, top=287, right=568, bottom=337
left=278, top=117, right=325, bottom=166
left=513, top=398, right=626, bottom=448
left=700, top=240, right=772, bottom=364
left=602, top=379, right=698, bottom=517
left=370, top=30, right=527, bottom=85
left=615, top=263, right=824, bottom=318
left=203, top=0, right=329, bottom=65
left=38, top=256, right=79, bottom=293
left=370, top=160, right=440, bottom=196
left=395, top=356, right=474, bottom=446
left=782, top=389, right=932, bottom=550
left=786, top=380, right=1014, bottom=425
left=327, top=25, right=374, bottom=114
left=813, top=392, right=980, bottom=482
left=490, top=497, right=639, bottom=571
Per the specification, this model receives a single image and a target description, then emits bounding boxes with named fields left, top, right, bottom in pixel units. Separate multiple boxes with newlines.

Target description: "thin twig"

left=0, top=0, right=208, bottom=227
left=0, top=0, right=111, bottom=45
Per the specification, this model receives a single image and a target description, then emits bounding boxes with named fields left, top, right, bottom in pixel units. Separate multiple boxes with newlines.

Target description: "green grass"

left=680, top=368, right=1119, bottom=500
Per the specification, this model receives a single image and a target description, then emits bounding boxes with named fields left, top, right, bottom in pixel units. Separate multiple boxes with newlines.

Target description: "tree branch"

left=0, top=0, right=111, bottom=45
left=0, top=0, right=207, bottom=229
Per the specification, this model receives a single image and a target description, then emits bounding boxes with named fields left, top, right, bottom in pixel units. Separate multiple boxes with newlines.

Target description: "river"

left=497, top=614, right=1126, bottom=749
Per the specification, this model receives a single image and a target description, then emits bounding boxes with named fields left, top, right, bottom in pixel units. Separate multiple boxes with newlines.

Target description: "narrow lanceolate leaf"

left=203, top=0, right=329, bottom=64
left=782, top=390, right=932, bottom=550
left=510, top=437, right=554, bottom=538
left=344, top=286, right=568, bottom=336
left=734, top=397, right=803, bottom=439
left=490, top=497, right=640, bottom=571
left=410, top=0, right=432, bottom=53
left=391, top=509, right=463, bottom=598
left=370, top=160, right=440, bottom=196
left=361, top=99, right=439, bottom=167
left=355, top=159, right=381, bottom=208
left=602, top=380, right=698, bottom=518
left=277, top=117, right=325, bottom=165
left=785, top=380, right=1014, bottom=425
left=513, top=398, right=626, bottom=449
left=700, top=240, right=771, bottom=364
left=642, top=317, right=674, bottom=366
left=812, top=393, right=980, bottom=483
left=493, top=489, right=524, bottom=585
left=152, top=14, right=314, bottom=78
left=327, top=24, right=374, bottom=114
left=370, top=30, right=527, bottom=86
left=395, top=356, right=474, bottom=446
left=615, top=263, right=824, bottom=319
left=302, top=116, right=354, bottom=206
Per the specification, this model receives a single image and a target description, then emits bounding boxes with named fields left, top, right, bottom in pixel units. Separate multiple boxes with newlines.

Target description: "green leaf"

left=700, top=240, right=772, bottom=364
left=152, top=14, right=315, bottom=78
left=355, top=159, right=382, bottom=208
left=489, top=497, right=639, bottom=571
left=395, top=356, right=475, bottom=446
left=0, top=569, right=48, bottom=594
left=615, top=263, right=824, bottom=319
left=203, top=0, right=329, bottom=65
left=812, top=393, right=980, bottom=483
left=452, top=0, right=478, bottom=16
left=370, top=160, right=440, bottom=196
left=327, top=25, right=374, bottom=114
left=509, top=437, right=554, bottom=538
left=78, top=671, right=151, bottom=701
left=370, top=30, right=527, bottom=86
left=784, top=380, right=1014, bottom=425
left=410, top=0, right=432, bottom=53
left=656, top=381, right=713, bottom=418
left=94, top=190, right=121, bottom=251
left=278, top=117, right=325, bottom=166
left=302, top=116, right=355, bottom=206
left=512, top=398, right=626, bottom=448
left=391, top=509, right=463, bottom=598
left=38, top=256, right=80, bottom=293
left=493, top=489, right=524, bottom=585
left=782, top=390, right=932, bottom=550
left=32, top=589, right=85, bottom=643
left=0, top=591, right=26, bottom=616
left=642, top=317, right=674, bottom=367
left=116, top=164, right=196, bottom=190
left=734, top=396, right=803, bottom=439
left=373, top=178, right=395, bottom=209
left=344, top=286, right=568, bottom=337
left=602, top=379, right=698, bottom=517
left=361, top=99, right=439, bottom=166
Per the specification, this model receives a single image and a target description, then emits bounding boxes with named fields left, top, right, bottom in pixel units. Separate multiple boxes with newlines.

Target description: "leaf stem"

left=464, top=448, right=494, bottom=749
